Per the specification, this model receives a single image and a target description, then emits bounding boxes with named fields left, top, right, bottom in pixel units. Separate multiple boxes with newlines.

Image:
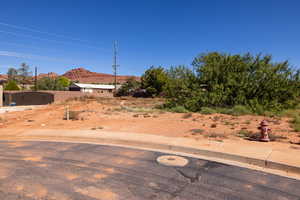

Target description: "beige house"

left=69, top=83, right=116, bottom=94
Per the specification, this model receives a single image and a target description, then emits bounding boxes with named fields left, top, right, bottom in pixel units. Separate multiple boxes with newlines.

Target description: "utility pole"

left=34, top=66, right=38, bottom=91
left=112, top=41, right=119, bottom=94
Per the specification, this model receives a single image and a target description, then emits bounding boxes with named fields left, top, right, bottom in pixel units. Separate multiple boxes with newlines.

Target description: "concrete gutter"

left=7, top=129, right=300, bottom=177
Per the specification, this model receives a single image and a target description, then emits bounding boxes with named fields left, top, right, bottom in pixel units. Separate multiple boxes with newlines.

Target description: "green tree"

left=7, top=67, right=18, bottom=81
left=163, top=65, right=199, bottom=111
left=4, top=80, right=20, bottom=91
left=164, top=52, right=300, bottom=113
left=36, top=77, right=70, bottom=91
left=57, top=76, right=71, bottom=88
left=116, top=77, right=141, bottom=96
left=141, top=66, right=168, bottom=97
left=17, top=63, right=32, bottom=88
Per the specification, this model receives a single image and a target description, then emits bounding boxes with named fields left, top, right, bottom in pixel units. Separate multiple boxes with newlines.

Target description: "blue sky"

left=0, top=0, right=299, bottom=76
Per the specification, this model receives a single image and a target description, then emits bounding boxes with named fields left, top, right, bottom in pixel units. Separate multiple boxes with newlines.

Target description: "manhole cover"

left=156, top=155, right=189, bottom=167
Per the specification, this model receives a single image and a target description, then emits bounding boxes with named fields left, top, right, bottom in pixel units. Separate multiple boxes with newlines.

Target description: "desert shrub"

left=190, top=129, right=204, bottom=134
left=291, top=115, right=300, bottom=132
left=231, top=105, right=252, bottom=115
left=182, top=113, right=193, bottom=119
left=64, top=111, right=81, bottom=120
left=210, top=123, right=217, bottom=128
left=279, top=109, right=299, bottom=118
left=214, top=107, right=232, bottom=115
left=269, top=134, right=287, bottom=141
left=162, top=52, right=300, bottom=114
left=65, top=95, right=97, bottom=103
left=116, top=77, right=141, bottom=96
left=4, top=80, right=20, bottom=90
left=115, top=106, right=154, bottom=113
left=204, top=132, right=227, bottom=139
left=141, top=66, right=168, bottom=97
left=37, top=77, right=70, bottom=90
left=244, top=120, right=251, bottom=125
left=163, top=66, right=199, bottom=111
left=0, top=116, right=7, bottom=123
left=237, top=130, right=253, bottom=138
left=237, top=129, right=286, bottom=141
left=200, top=107, right=216, bottom=114
left=223, top=105, right=252, bottom=116
left=167, top=106, right=188, bottom=113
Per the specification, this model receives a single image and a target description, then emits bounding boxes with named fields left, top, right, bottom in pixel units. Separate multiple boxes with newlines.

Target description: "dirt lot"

left=0, top=97, right=300, bottom=147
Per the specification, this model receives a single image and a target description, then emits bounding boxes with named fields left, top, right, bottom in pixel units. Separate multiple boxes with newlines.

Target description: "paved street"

left=0, top=140, right=299, bottom=200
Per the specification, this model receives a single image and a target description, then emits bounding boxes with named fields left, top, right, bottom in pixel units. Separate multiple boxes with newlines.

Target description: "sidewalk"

left=3, top=128, right=300, bottom=179
left=0, top=105, right=44, bottom=114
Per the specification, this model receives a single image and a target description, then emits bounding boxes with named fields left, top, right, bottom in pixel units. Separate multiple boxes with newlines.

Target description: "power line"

left=0, top=30, right=108, bottom=51
left=0, top=22, right=92, bottom=44
left=0, top=50, right=81, bottom=63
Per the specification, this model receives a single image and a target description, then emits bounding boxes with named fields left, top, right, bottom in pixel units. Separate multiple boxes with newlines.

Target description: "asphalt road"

left=0, top=141, right=299, bottom=200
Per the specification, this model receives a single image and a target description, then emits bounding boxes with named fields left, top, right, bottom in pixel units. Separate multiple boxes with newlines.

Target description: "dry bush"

left=65, top=95, right=97, bottom=103
left=204, top=132, right=227, bottom=139
left=210, top=123, right=217, bottom=128
left=190, top=129, right=204, bottom=134
left=0, top=116, right=7, bottom=123
left=182, top=113, right=193, bottom=119
left=64, top=111, right=82, bottom=120
left=237, top=129, right=287, bottom=141
left=91, top=126, right=104, bottom=130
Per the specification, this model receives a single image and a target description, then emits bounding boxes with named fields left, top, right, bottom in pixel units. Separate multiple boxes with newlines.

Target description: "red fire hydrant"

left=258, top=120, right=271, bottom=142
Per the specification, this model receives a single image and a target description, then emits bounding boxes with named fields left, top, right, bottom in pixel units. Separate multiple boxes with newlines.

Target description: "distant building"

left=0, top=77, right=7, bottom=85
left=69, top=83, right=116, bottom=94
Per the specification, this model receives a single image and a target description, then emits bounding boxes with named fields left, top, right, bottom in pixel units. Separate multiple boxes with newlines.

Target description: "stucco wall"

left=0, top=85, right=3, bottom=107
left=3, top=90, right=113, bottom=104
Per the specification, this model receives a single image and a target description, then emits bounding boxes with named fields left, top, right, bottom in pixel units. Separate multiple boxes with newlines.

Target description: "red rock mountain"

left=0, top=67, right=139, bottom=84
left=0, top=74, right=7, bottom=80
left=62, top=68, right=139, bottom=84
left=37, top=72, right=59, bottom=79
left=0, top=74, right=7, bottom=84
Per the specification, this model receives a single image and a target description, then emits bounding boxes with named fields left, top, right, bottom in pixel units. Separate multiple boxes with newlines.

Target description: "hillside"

left=62, top=68, right=140, bottom=84
left=37, top=72, right=59, bottom=79
left=0, top=68, right=139, bottom=84
left=0, top=74, right=7, bottom=80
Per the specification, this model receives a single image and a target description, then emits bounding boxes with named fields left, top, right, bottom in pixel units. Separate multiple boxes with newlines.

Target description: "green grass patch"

left=237, top=130, right=253, bottom=138
left=204, top=132, right=227, bottom=139
left=291, top=115, right=300, bottom=132
left=200, top=107, right=216, bottom=115
left=114, top=106, right=155, bottom=113
left=237, top=129, right=287, bottom=141
left=190, top=129, right=205, bottom=134
left=166, top=106, right=189, bottom=113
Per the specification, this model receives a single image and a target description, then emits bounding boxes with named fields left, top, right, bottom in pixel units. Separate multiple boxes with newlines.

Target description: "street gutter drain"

left=157, top=155, right=189, bottom=167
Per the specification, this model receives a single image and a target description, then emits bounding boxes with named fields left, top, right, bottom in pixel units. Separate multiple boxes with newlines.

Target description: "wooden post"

left=65, top=105, right=70, bottom=120
left=66, top=105, right=70, bottom=121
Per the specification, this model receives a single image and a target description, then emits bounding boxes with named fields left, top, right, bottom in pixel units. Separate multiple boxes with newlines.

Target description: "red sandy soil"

left=0, top=97, right=300, bottom=149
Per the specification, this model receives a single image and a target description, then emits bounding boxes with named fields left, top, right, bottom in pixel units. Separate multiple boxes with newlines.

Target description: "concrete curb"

left=8, top=129, right=300, bottom=176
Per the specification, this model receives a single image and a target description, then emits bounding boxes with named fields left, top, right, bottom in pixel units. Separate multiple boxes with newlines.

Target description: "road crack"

left=175, top=168, right=202, bottom=183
